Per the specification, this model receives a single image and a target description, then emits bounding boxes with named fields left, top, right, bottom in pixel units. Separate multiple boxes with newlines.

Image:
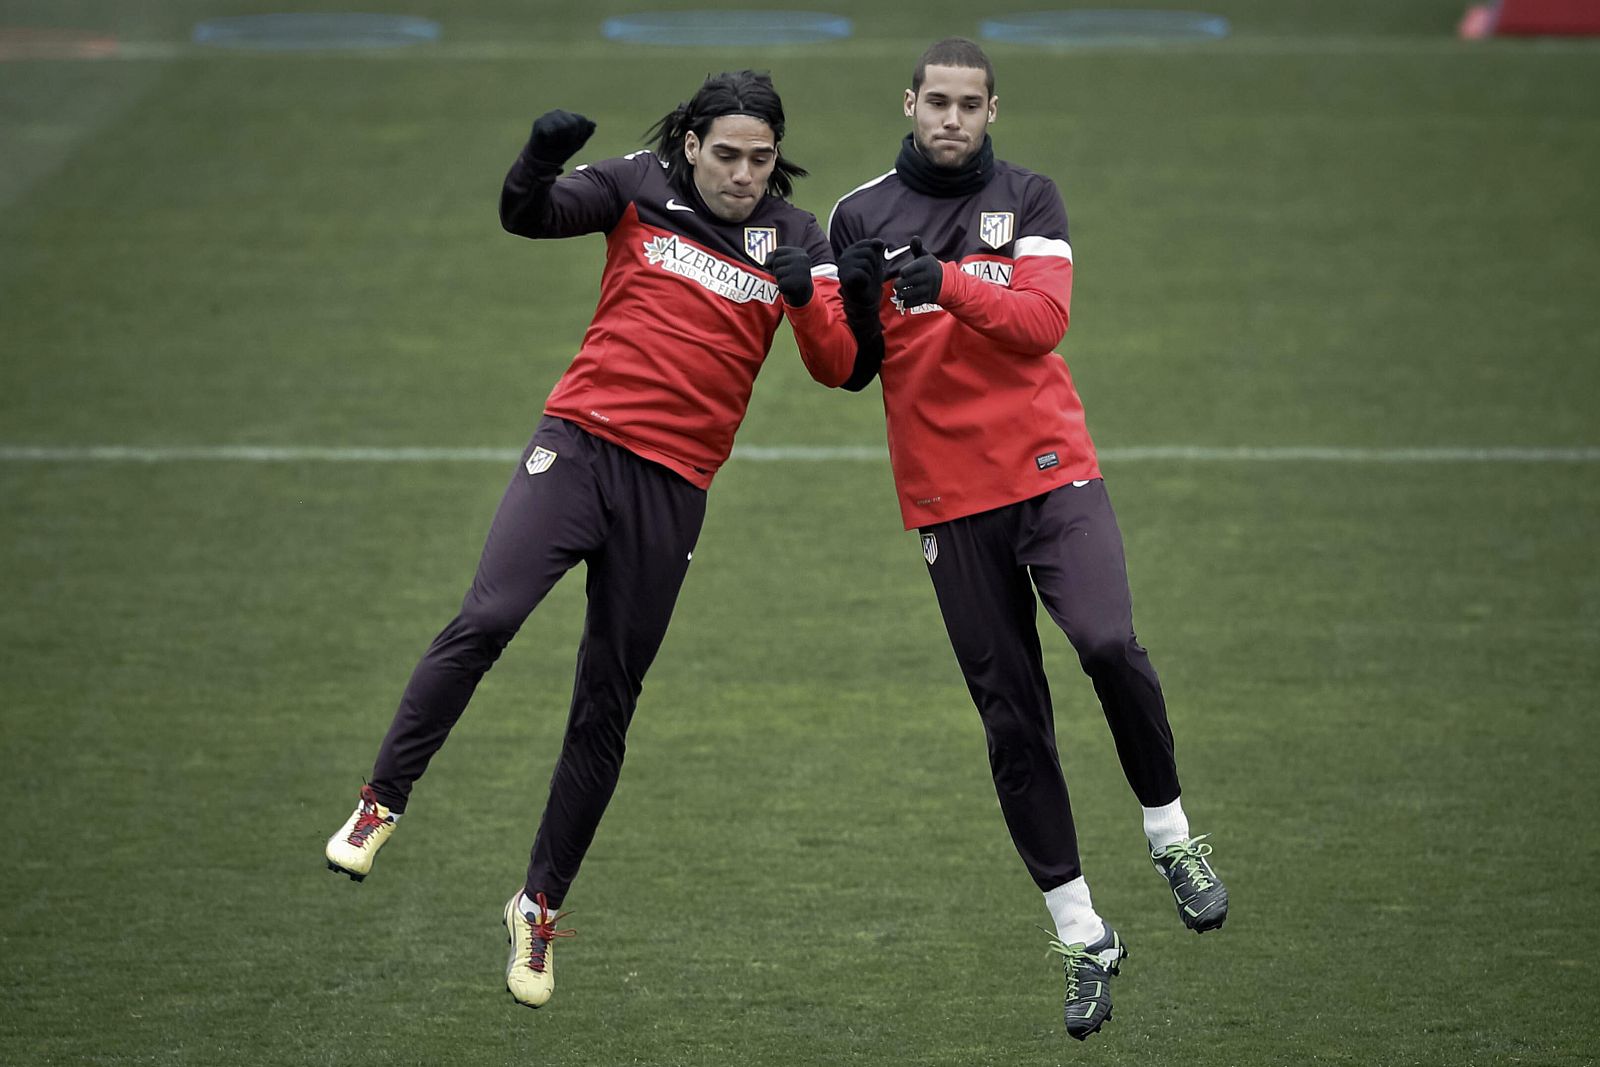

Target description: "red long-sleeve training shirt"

left=829, top=160, right=1099, bottom=529
left=503, top=148, right=858, bottom=488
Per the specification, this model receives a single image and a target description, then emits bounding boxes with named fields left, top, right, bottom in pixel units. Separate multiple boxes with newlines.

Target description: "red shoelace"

left=526, top=892, right=576, bottom=973
left=346, top=786, right=389, bottom=845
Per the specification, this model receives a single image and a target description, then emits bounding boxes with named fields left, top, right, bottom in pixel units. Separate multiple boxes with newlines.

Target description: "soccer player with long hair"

left=323, top=70, right=864, bottom=1009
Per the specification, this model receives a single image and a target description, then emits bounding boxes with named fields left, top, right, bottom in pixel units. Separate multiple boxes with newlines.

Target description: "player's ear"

left=684, top=130, right=700, bottom=165
left=988, top=95, right=998, bottom=124
left=903, top=88, right=915, bottom=118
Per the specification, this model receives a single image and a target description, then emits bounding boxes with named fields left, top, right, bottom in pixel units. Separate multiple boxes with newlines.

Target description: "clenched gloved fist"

left=527, top=109, right=597, bottom=168
left=765, top=246, right=814, bottom=307
left=893, top=236, right=943, bottom=309
left=836, top=238, right=887, bottom=315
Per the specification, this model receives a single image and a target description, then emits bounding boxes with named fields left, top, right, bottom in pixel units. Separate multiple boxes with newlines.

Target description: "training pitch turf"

left=2, top=2, right=1597, bottom=1064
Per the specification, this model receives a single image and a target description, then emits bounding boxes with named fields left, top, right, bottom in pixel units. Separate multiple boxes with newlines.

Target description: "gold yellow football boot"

left=503, top=891, right=574, bottom=1008
left=324, top=784, right=398, bottom=881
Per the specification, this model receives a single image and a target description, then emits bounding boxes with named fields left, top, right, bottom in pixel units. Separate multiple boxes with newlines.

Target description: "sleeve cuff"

left=938, top=260, right=972, bottom=307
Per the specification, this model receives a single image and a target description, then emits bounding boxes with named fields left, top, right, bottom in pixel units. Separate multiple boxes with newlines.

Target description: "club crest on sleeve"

left=921, top=533, right=939, bottom=565
left=525, top=447, right=557, bottom=475
left=744, top=226, right=777, bottom=263
left=979, top=211, right=1015, bottom=249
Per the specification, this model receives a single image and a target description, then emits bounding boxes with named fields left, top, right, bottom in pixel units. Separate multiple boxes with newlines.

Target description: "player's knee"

left=985, top=723, right=1054, bottom=794
left=990, top=753, right=1035, bottom=795
left=983, top=708, right=1051, bottom=761
left=561, top=711, right=629, bottom=765
left=455, top=599, right=525, bottom=646
left=1071, top=627, right=1135, bottom=673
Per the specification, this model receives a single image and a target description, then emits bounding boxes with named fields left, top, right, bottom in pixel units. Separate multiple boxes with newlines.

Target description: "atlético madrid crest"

left=525, top=446, right=557, bottom=475
left=744, top=226, right=777, bottom=263
left=979, top=211, right=1014, bottom=249
left=921, top=533, right=939, bottom=565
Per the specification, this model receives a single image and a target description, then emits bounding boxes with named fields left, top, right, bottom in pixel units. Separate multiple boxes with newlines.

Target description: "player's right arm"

left=499, top=109, right=634, bottom=238
left=893, top=178, right=1073, bottom=355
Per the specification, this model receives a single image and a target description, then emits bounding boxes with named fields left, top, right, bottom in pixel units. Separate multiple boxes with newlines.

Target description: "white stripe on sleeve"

left=1014, top=236, right=1073, bottom=261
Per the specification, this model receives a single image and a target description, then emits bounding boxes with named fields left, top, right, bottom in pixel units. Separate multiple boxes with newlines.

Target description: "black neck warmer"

left=894, top=133, right=995, bottom=197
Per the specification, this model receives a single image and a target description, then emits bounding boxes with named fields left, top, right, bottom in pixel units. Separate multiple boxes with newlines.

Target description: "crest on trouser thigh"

left=525, top=447, right=557, bottom=475
left=921, top=533, right=939, bottom=565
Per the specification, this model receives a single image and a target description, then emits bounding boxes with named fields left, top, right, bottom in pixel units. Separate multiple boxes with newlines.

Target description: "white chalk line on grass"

left=1, top=444, right=1597, bottom=464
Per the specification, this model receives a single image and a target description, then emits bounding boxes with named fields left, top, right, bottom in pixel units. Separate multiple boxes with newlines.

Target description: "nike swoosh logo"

left=884, top=244, right=911, bottom=260
left=665, top=198, right=695, bottom=213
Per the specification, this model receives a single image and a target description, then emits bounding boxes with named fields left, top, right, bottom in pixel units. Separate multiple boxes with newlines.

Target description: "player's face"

left=685, top=115, right=778, bottom=222
left=905, top=64, right=996, bottom=169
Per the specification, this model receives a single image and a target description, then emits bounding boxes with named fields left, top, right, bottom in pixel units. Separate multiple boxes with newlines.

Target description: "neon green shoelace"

left=1045, top=937, right=1097, bottom=999
left=1153, top=833, right=1215, bottom=890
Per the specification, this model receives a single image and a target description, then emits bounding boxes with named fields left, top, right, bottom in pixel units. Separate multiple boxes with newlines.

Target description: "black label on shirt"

left=1036, top=452, right=1060, bottom=471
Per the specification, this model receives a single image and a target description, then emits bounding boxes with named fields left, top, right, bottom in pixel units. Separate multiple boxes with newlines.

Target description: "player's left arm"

left=827, top=204, right=887, bottom=392
left=904, top=178, right=1074, bottom=355
left=768, top=222, right=865, bottom=389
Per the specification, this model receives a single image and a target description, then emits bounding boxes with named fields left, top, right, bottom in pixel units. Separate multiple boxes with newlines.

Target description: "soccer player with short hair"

left=323, top=70, right=862, bottom=1009
left=826, top=38, right=1229, bottom=1039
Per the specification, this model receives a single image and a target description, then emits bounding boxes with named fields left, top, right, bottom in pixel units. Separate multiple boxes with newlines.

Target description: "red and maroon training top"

left=503, top=148, right=857, bottom=489
left=829, top=147, right=1099, bottom=529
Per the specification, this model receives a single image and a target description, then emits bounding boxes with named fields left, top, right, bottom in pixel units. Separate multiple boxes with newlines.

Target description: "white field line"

left=1, top=444, right=1597, bottom=464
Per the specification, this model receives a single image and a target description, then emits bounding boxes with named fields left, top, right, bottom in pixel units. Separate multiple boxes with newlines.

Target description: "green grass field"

left=3, top=1, right=1598, bottom=1063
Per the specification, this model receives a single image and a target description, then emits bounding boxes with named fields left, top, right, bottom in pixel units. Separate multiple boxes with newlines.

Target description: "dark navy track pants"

left=920, top=479, right=1180, bottom=892
left=368, top=416, right=705, bottom=906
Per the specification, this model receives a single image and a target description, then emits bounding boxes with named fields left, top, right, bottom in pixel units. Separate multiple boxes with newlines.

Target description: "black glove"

left=765, top=246, right=814, bottom=307
left=835, top=239, right=888, bottom=391
left=526, top=109, right=596, bottom=169
left=836, top=238, right=887, bottom=321
left=893, top=236, right=943, bottom=309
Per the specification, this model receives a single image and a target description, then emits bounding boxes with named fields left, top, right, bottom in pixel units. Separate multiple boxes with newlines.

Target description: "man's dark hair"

left=911, top=37, right=995, bottom=97
left=644, top=70, right=808, bottom=200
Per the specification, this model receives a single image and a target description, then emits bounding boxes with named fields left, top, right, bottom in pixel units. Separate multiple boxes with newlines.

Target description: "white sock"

left=1143, top=797, right=1190, bottom=852
left=518, top=892, right=552, bottom=922
left=1043, top=876, right=1104, bottom=946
